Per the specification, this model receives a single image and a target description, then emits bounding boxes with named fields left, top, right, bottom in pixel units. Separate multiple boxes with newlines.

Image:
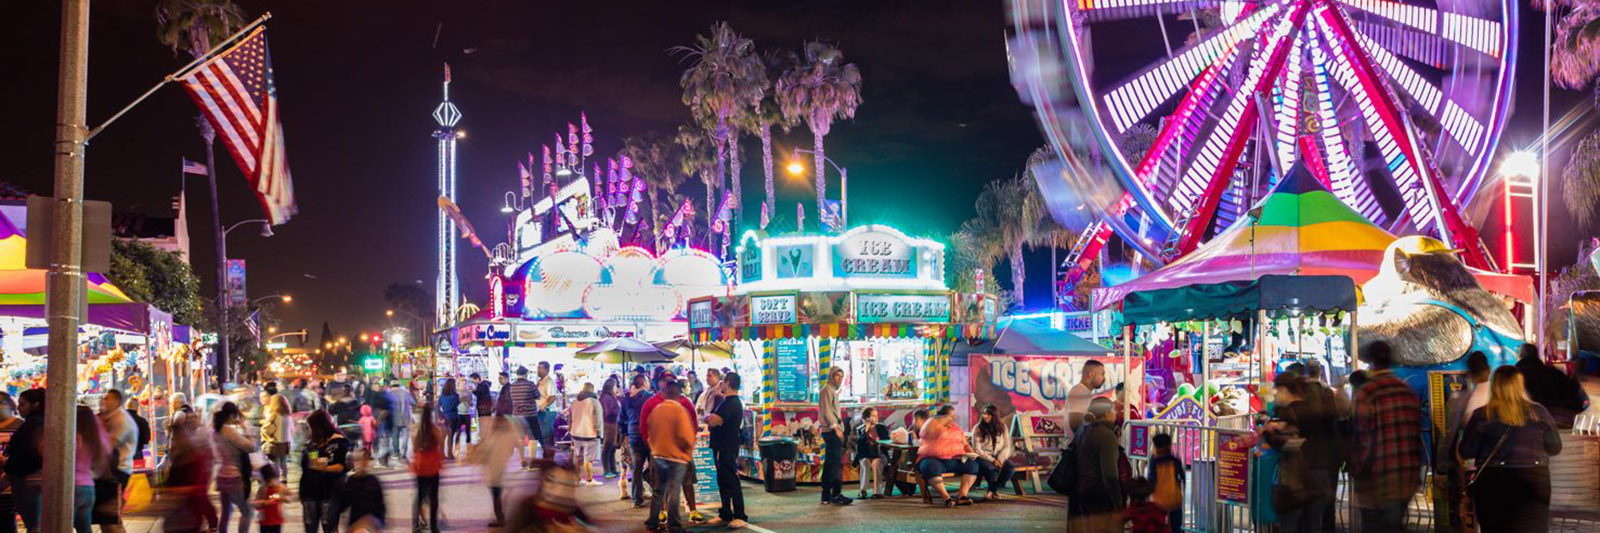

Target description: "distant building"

left=112, top=193, right=191, bottom=263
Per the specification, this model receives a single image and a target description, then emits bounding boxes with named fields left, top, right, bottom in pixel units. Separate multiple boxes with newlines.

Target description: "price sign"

left=1216, top=432, right=1251, bottom=504
left=774, top=339, right=809, bottom=403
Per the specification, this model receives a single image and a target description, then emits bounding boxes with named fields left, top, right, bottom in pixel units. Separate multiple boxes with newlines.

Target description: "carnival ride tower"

left=433, top=64, right=462, bottom=327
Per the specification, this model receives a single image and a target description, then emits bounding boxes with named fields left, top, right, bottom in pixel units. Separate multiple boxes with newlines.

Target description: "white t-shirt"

left=1464, top=381, right=1491, bottom=420
left=1063, top=383, right=1093, bottom=445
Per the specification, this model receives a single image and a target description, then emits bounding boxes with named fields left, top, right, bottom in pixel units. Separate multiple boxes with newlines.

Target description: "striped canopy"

left=0, top=212, right=133, bottom=305
left=1095, top=165, right=1395, bottom=310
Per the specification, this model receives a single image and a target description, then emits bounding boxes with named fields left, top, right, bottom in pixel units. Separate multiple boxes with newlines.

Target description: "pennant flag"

left=712, top=190, right=735, bottom=234
left=245, top=309, right=261, bottom=342
left=542, top=145, right=554, bottom=184
left=178, top=26, right=297, bottom=224
left=182, top=158, right=209, bottom=176
left=518, top=161, right=533, bottom=198
left=581, top=112, right=594, bottom=157
left=624, top=177, right=643, bottom=225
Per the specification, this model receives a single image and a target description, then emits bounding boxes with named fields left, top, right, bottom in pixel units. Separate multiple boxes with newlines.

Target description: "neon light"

left=1309, top=40, right=1384, bottom=223
left=1351, top=29, right=1442, bottom=114
left=1443, top=12, right=1503, bottom=57
left=1341, top=0, right=1436, bottom=33
left=1102, top=4, right=1281, bottom=133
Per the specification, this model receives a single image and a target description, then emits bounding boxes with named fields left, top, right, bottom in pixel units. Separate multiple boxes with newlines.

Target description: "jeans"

left=72, top=485, right=93, bottom=533
left=385, top=424, right=409, bottom=462
left=217, top=476, right=253, bottom=533
left=713, top=446, right=746, bottom=521
left=1472, top=465, right=1551, bottom=533
left=602, top=424, right=620, bottom=475
left=977, top=458, right=1016, bottom=493
left=821, top=430, right=844, bottom=501
left=14, top=481, right=40, bottom=532
left=301, top=498, right=339, bottom=533
left=630, top=439, right=652, bottom=505
left=536, top=411, right=557, bottom=450
left=1279, top=470, right=1333, bottom=533
left=1357, top=503, right=1408, bottom=533
left=648, top=459, right=688, bottom=530
left=490, top=486, right=505, bottom=524
left=415, top=475, right=441, bottom=532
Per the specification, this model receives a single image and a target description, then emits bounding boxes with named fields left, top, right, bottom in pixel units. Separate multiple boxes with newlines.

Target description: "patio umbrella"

left=654, top=339, right=734, bottom=363
left=574, top=337, right=677, bottom=364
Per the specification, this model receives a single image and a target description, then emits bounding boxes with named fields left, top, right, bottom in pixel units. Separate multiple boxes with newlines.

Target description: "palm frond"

left=1563, top=131, right=1600, bottom=228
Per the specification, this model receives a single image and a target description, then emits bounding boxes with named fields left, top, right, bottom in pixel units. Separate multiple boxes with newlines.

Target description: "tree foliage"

left=155, top=0, right=244, bottom=58
left=107, top=239, right=205, bottom=325
left=777, top=41, right=863, bottom=223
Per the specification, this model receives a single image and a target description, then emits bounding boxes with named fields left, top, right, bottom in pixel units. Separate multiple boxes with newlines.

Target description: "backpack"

left=1048, top=439, right=1079, bottom=495
left=1152, top=459, right=1183, bottom=510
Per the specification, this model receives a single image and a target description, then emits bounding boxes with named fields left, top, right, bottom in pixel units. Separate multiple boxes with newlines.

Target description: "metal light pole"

left=214, top=218, right=272, bottom=384
left=1538, top=1, right=1552, bottom=354
left=44, top=1, right=90, bottom=530
left=789, top=148, right=849, bottom=229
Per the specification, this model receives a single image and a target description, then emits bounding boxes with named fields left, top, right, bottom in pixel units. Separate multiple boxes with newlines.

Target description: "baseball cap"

left=657, top=371, right=680, bottom=386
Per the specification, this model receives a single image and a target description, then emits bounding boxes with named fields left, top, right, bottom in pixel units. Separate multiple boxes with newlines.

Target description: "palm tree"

left=776, top=41, right=863, bottom=223
left=622, top=133, right=684, bottom=248
left=748, top=50, right=799, bottom=229
left=675, top=124, right=717, bottom=243
left=1545, top=0, right=1600, bottom=227
left=673, top=22, right=767, bottom=227
left=962, top=175, right=1043, bottom=309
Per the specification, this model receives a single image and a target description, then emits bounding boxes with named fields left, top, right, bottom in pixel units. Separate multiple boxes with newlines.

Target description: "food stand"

left=688, top=225, right=996, bottom=482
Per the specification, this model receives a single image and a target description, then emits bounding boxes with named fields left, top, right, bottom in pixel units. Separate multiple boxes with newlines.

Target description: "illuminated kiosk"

left=450, top=173, right=728, bottom=390
left=688, top=225, right=996, bottom=483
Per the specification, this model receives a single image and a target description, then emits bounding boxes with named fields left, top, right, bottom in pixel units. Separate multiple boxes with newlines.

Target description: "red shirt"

left=256, top=483, right=285, bottom=526
left=639, top=394, right=697, bottom=438
left=412, top=446, right=443, bottom=477
left=1124, top=502, right=1168, bottom=533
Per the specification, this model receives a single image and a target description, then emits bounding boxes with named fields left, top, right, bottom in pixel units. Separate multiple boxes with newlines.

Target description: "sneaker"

left=689, top=511, right=708, bottom=523
left=858, top=490, right=867, bottom=499
left=832, top=496, right=854, bottom=506
left=729, top=519, right=749, bottom=529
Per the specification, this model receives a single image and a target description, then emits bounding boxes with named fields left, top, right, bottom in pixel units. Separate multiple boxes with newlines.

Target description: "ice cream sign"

left=834, top=228, right=916, bottom=278
left=855, top=292, right=950, bottom=324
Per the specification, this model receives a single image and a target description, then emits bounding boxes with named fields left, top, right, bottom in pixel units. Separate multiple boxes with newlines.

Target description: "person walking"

left=124, top=398, right=151, bottom=468
left=73, top=405, right=111, bottom=533
left=471, top=373, right=495, bottom=442
left=645, top=373, right=696, bottom=533
left=599, top=377, right=622, bottom=479
left=1460, top=366, right=1564, bottom=532
left=212, top=402, right=258, bottom=533
left=568, top=382, right=604, bottom=485
left=855, top=406, right=889, bottom=500
left=96, top=389, right=138, bottom=533
left=1515, top=343, right=1590, bottom=427
left=412, top=404, right=446, bottom=533
left=437, top=379, right=463, bottom=460
left=1069, top=398, right=1123, bottom=533
left=508, top=367, right=540, bottom=465
left=0, top=393, right=24, bottom=533
left=1439, top=352, right=1490, bottom=532
left=471, top=416, right=521, bottom=528
left=253, top=464, right=287, bottom=533
left=1350, top=342, right=1423, bottom=533
left=300, top=410, right=351, bottom=533
left=917, top=405, right=980, bottom=508
left=384, top=379, right=415, bottom=466
left=1272, top=373, right=1338, bottom=533
left=707, top=373, right=748, bottom=528
left=971, top=404, right=1015, bottom=501
left=535, top=362, right=560, bottom=453
left=620, top=373, right=655, bottom=507
left=261, top=393, right=292, bottom=478
left=818, top=367, right=852, bottom=506
left=341, top=450, right=387, bottom=531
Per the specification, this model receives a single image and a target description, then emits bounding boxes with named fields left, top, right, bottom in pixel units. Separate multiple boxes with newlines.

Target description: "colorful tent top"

left=1094, top=164, right=1532, bottom=310
left=0, top=209, right=132, bottom=305
left=1116, top=274, right=1358, bottom=325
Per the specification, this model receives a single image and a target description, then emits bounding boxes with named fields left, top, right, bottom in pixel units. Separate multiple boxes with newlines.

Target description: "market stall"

left=688, top=224, right=997, bottom=482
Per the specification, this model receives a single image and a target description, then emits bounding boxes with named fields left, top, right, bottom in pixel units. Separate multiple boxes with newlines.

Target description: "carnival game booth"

left=688, top=225, right=998, bottom=483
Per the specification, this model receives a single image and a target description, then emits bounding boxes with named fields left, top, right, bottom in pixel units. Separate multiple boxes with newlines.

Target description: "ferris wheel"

left=1007, top=0, right=1516, bottom=288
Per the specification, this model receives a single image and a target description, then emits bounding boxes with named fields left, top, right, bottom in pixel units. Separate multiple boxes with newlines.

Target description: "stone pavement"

left=123, top=463, right=1067, bottom=532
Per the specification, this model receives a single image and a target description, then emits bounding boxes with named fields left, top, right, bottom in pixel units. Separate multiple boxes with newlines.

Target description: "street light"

left=224, top=218, right=273, bottom=238
left=786, top=147, right=849, bottom=228
left=1502, top=151, right=1540, bottom=181
left=215, top=218, right=274, bottom=386
left=251, top=294, right=292, bottom=306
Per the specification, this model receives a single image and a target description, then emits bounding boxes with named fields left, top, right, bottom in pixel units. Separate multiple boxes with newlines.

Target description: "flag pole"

left=85, top=12, right=273, bottom=142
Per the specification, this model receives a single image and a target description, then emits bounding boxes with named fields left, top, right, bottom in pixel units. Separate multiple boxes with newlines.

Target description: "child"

left=1147, top=433, right=1186, bottom=533
left=358, top=404, right=378, bottom=457
left=855, top=407, right=889, bottom=499
left=1124, top=477, right=1168, bottom=533
left=342, top=449, right=387, bottom=531
left=253, top=464, right=289, bottom=533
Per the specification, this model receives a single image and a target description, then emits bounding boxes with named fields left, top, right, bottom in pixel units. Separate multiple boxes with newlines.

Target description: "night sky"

left=3, top=1, right=1589, bottom=339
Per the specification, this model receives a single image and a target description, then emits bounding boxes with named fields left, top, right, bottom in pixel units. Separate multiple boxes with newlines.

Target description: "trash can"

left=758, top=436, right=797, bottom=493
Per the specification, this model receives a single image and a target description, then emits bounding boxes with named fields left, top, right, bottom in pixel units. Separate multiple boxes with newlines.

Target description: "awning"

left=1117, top=274, right=1357, bottom=325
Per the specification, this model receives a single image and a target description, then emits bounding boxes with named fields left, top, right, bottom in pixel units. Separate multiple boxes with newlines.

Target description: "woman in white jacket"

left=970, top=404, right=1016, bottom=500
left=565, top=382, right=605, bottom=486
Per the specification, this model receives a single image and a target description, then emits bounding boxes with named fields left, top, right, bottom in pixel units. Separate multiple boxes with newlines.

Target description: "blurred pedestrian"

left=568, top=382, right=604, bottom=485
left=411, top=405, right=445, bottom=533
left=644, top=373, right=695, bottom=532
left=1122, top=477, right=1168, bottom=533
left=600, top=376, right=622, bottom=479
left=470, top=416, right=520, bottom=528
left=1147, top=433, right=1186, bottom=533
left=535, top=362, right=560, bottom=453
left=358, top=404, right=379, bottom=458
left=212, top=402, right=257, bottom=533
left=261, top=393, right=292, bottom=479
left=471, top=373, right=494, bottom=441
left=300, top=410, right=350, bottom=533
left=1272, top=372, right=1337, bottom=533
left=1515, top=343, right=1590, bottom=427
left=97, top=389, right=138, bottom=533
left=1351, top=342, right=1422, bottom=533
left=342, top=449, right=387, bottom=531
left=971, top=404, right=1015, bottom=501
left=819, top=367, right=850, bottom=506
left=74, top=405, right=111, bottom=533
left=0, top=393, right=22, bottom=533
left=384, top=379, right=415, bottom=466
left=918, top=405, right=979, bottom=508
left=1068, top=398, right=1121, bottom=532
left=708, top=372, right=748, bottom=528
left=620, top=373, right=654, bottom=507
left=1461, top=365, right=1563, bottom=532
left=1440, top=352, right=1490, bottom=532
left=643, top=371, right=703, bottom=521
left=161, top=415, right=217, bottom=533
left=508, top=367, right=540, bottom=465
left=125, top=398, right=152, bottom=467
left=438, top=379, right=462, bottom=460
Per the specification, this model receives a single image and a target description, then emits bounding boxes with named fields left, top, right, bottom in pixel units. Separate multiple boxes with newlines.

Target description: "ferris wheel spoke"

left=1074, top=0, right=1247, bottom=22
left=1313, top=6, right=1439, bottom=231
left=1308, top=35, right=1387, bottom=224
left=1349, top=28, right=1443, bottom=114
left=1101, top=3, right=1286, bottom=133
left=1351, top=19, right=1452, bottom=67
left=1338, top=0, right=1505, bottom=58
left=1271, top=29, right=1309, bottom=171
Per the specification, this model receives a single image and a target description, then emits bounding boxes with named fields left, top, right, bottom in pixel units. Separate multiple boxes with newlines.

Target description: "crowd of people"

left=1059, top=341, right=1591, bottom=533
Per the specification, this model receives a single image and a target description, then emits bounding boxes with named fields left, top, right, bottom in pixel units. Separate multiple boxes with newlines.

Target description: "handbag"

left=1460, top=427, right=1512, bottom=531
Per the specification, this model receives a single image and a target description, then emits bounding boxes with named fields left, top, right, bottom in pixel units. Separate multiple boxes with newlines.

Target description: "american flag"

left=181, top=158, right=208, bottom=175
left=245, top=309, right=261, bottom=342
left=179, top=27, right=297, bottom=225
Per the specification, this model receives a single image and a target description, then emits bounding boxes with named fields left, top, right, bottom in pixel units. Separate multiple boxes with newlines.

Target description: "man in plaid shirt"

left=1351, top=342, right=1423, bottom=532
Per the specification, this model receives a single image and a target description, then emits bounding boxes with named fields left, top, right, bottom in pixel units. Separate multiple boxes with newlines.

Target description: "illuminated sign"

left=855, top=293, right=950, bottom=324
left=688, top=299, right=715, bottom=329
left=363, top=357, right=385, bottom=371
left=751, top=294, right=797, bottom=325
left=739, top=237, right=763, bottom=283
left=773, top=244, right=814, bottom=279
left=514, top=324, right=636, bottom=343
left=833, top=229, right=916, bottom=279
left=584, top=285, right=680, bottom=321
left=265, top=342, right=288, bottom=350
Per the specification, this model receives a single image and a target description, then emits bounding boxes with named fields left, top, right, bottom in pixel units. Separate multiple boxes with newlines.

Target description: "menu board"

left=693, top=432, right=719, bottom=502
left=774, top=339, right=810, bottom=403
left=1215, top=432, right=1251, bottom=504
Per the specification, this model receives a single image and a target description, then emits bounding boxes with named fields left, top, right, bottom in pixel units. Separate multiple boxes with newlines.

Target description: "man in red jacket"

left=640, top=371, right=702, bottom=523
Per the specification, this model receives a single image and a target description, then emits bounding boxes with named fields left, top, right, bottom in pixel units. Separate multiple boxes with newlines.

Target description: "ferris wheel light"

left=1501, top=151, right=1540, bottom=181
